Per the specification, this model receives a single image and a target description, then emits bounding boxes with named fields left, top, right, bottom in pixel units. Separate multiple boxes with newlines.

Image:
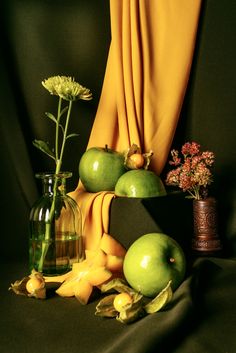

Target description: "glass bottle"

left=29, top=172, right=84, bottom=275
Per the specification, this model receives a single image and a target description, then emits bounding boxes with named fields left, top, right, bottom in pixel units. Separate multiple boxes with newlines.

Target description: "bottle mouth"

left=35, top=171, right=72, bottom=179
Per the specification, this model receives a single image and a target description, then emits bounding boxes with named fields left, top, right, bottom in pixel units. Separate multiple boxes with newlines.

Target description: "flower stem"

left=55, top=97, right=62, bottom=162
left=59, top=100, right=73, bottom=162
left=37, top=101, right=72, bottom=273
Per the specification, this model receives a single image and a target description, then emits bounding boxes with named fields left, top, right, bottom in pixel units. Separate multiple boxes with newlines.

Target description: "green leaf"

left=59, top=105, right=69, bottom=118
left=58, top=124, right=65, bottom=135
left=66, top=133, right=80, bottom=140
left=144, top=280, right=173, bottom=314
left=45, top=112, right=65, bottom=134
left=45, top=112, right=57, bottom=124
left=32, top=139, right=56, bottom=160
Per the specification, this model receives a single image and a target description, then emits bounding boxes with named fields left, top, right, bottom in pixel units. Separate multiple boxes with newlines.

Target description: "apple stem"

left=105, top=144, right=109, bottom=152
left=169, top=257, right=175, bottom=263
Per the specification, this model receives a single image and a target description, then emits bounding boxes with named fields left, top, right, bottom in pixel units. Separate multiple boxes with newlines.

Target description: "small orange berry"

left=26, top=277, right=44, bottom=294
left=129, top=153, right=145, bottom=169
left=113, top=292, right=133, bottom=312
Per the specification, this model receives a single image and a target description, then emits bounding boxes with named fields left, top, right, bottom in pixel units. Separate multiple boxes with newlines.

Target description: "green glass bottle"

left=29, top=172, right=84, bottom=275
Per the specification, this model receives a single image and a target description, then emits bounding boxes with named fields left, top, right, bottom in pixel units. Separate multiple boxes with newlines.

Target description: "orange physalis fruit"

left=113, top=292, right=133, bottom=312
left=128, top=153, right=145, bottom=169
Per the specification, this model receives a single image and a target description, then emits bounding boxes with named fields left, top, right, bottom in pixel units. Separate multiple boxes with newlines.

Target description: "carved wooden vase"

left=192, top=197, right=222, bottom=254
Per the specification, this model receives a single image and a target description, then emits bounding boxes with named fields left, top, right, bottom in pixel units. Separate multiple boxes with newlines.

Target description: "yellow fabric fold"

left=70, top=188, right=115, bottom=250
left=87, top=0, right=202, bottom=174
left=72, top=0, right=202, bottom=251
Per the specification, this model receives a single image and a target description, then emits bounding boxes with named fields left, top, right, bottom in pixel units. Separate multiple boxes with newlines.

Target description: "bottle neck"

left=43, top=177, right=66, bottom=196
left=36, top=172, right=72, bottom=196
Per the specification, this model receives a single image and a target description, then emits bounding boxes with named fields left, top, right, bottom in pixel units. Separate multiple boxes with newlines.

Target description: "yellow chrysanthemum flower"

left=42, top=76, right=92, bottom=101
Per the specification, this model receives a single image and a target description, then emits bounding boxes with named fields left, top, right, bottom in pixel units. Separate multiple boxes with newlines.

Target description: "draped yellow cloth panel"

left=70, top=0, right=202, bottom=250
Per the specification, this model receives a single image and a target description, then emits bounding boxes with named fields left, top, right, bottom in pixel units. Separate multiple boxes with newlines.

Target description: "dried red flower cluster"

left=165, top=142, right=215, bottom=200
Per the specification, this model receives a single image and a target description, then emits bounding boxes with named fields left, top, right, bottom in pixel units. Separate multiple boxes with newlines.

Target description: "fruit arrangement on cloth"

left=95, top=232, right=186, bottom=323
left=9, top=232, right=186, bottom=324
left=79, top=143, right=167, bottom=198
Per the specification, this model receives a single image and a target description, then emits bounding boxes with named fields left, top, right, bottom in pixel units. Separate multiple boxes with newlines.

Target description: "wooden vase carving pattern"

left=192, top=197, right=222, bottom=253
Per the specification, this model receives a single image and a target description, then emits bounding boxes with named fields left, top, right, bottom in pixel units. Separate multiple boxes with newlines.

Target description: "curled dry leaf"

left=100, top=277, right=136, bottom=295
left=95, top=294, right=118, bottom=317
left=144, top=280, right=173, bottom=314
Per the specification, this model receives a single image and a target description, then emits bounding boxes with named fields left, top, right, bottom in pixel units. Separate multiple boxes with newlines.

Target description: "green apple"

left=115, top=169, right=167, bottom=198
left=123, top=233, right=186, bottom=297
left=79, top=146, right=126, bottom=192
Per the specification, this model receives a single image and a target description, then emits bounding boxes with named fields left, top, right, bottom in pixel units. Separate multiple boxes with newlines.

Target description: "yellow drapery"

left=70, top=0, right=202, bottom=250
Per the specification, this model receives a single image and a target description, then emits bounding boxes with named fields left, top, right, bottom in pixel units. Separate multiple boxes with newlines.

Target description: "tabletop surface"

left=1, top=256, right=236, bottom=353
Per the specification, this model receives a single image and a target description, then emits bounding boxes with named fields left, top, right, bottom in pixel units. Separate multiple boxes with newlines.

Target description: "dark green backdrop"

left=1, top=0, right=236, bottom=263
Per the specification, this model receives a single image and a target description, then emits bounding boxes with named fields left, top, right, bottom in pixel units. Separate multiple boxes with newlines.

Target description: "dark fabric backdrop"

left=0, top=0, right=111, bottom=262
left=1, top=0, right=236, bottom=260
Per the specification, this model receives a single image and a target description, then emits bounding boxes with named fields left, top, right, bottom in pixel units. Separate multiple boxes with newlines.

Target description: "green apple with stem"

left=123, top=233, right=186, bottom=297
left=115, top=169, right=167, bottom=198
left=79, top=145, right=126, bottom=192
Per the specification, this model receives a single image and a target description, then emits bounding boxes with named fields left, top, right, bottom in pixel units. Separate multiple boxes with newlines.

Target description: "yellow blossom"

left=42, top=75, right=92, bottom=101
